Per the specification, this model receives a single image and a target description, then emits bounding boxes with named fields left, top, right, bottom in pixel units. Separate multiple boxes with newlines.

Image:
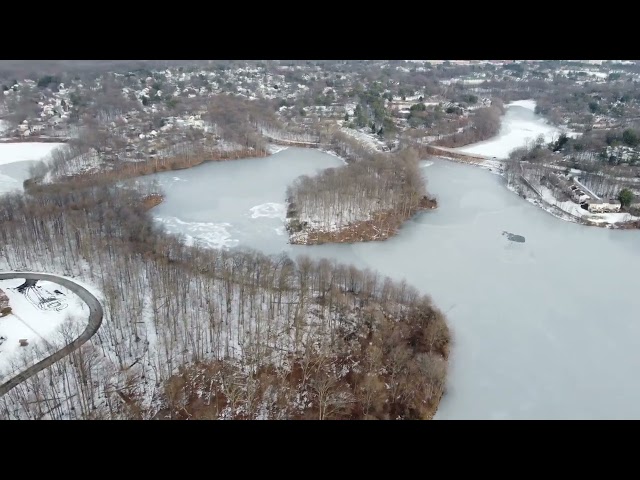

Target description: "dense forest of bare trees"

left=286, top=146, right=436, bottom=244
left=434, top=103, right=504, bottom=148
left=0, top=184, right=449, bottom=419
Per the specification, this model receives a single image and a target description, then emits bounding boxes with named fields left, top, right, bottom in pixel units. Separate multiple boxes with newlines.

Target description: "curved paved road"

left=0, top=272, right=103, bottom=397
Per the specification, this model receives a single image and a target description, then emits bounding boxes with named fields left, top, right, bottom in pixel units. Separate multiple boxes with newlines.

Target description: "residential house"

left=570, top=187, right=590, bottom=204
left=587, top=199, right=622, bottom=213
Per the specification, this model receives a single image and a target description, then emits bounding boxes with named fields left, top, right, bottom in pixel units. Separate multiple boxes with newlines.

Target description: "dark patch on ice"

left=502, top=231, right=526, bottom=243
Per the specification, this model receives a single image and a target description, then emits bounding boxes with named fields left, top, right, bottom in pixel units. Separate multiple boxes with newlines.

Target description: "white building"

left=587, top=199, right=622, bottom=213
left=571, top=189, right=590, bottom=204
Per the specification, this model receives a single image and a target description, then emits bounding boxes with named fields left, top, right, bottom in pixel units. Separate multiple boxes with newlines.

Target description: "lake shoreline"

left=26, top=148, right=267, bottom=193
left=425, top=149, right=640, bottom=230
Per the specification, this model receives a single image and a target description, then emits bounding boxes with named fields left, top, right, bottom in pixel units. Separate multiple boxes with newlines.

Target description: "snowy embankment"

left=317, top=148, right=348, bottom=164
left=0, top=278, right=90, bottom=381
left=519, top=183, right=637, bottom=226
left=43, top=147, right=104, bottom=183
left=258, top=125, right=320, bottom=145
left=288, top=204, right=379, bottom=245
left=267, top=144, right=289, bottom=155
left=484, top=161, right=638, bottom=227
left=339, top=127, right=387, bottom=152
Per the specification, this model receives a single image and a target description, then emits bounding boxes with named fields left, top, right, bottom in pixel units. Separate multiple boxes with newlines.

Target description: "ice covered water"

left=146, top=147, right=344, bottom=255
left=147, top=106, right=640, bottom=419
left=455, top=100, right=566, bottom=159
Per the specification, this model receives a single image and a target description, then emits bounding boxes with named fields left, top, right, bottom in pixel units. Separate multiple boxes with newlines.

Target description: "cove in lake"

left=147, top=105, right=640, bottom=419
left=0, top=160, right=38, bottom=196
left=144, top=148, right=345, bottom=251
left=456, top=100, right=568, bottom=159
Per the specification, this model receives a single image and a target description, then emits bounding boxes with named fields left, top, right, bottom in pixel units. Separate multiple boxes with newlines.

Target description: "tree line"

left=433, top=103, right=504, bottom=148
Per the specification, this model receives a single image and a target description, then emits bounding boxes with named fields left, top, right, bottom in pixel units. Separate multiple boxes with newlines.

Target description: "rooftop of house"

left=589, top=199, right=621, bottom=205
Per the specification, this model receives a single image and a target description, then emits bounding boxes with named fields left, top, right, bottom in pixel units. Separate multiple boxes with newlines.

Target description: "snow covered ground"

left=507, top=99, right=536, bottom=111
left=340, top=127, right=387, bottom=152
left=43, top=147, right=105, bottom=182
left=0, top=278, right=89, bottom=380
left=514, top=182, right=638, bottom=226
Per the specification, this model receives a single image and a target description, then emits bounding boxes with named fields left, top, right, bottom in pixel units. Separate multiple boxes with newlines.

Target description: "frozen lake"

left=147, top=103, right=640, bottom=419
left=456, top=100, right=564, bottom=159
left=145, top=148, right=345, bottom=252
left=0, top=160, right=38, bottom=195
left=0, top=142, right=64, bottom=196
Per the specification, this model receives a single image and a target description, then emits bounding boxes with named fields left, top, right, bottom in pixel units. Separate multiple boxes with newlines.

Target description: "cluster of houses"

left=569, top=182, right=622, bottom=213
left=570, top=184, right=592, bottom=204
left=6, top=80, right=74, bottom=137
left=586, top=198, right=622, bottom=213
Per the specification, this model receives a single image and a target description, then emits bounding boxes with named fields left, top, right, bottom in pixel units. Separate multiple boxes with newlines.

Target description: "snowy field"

left=0, top=278, right=89, bottom=380
left=456, top=100, right=565, bottom=159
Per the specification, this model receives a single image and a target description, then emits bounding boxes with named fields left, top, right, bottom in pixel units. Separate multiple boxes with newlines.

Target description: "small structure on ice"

left=502, top=231, right=526, bottom=243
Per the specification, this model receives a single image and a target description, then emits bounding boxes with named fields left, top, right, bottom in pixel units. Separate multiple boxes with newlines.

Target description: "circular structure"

left=0, top=272, right=103, bottom=397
